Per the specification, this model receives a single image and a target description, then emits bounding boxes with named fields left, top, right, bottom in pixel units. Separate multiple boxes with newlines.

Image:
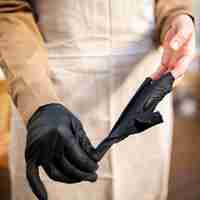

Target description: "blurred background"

left=0, top=1, right=200, bottom=200
left=167, top=1, right=200, bottom=200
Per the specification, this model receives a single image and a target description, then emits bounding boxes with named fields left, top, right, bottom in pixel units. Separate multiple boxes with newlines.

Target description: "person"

left=0, top=0, right=195, bottom=199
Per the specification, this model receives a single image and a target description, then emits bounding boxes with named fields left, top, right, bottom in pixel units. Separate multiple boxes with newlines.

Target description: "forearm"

left=0, top=2, right=61, bottom=125
left=155, top=0, right=193, bottom=44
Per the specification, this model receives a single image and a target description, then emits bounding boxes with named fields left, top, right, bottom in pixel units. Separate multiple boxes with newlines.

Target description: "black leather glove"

left=92, top=72, right=175, bottom=161
left=25, top=73, right=174, bottom=200
left=25, top=104, right=98, bottom=200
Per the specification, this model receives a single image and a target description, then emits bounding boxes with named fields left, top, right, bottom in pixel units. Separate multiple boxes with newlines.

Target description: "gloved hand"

left=25, top=103, right=98, bottom=200
left=92, top=72, right=175, bottom=161
left=25, top=73, right=174, bottom=200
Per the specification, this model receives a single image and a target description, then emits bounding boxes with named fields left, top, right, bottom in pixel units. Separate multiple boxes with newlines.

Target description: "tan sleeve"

left=155, top=0, right=194, bottom=44
left=0, top=1, right=62, bottom=125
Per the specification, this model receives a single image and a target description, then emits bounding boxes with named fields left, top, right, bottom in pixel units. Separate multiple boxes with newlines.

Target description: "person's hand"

left=152, top=14, right=195, bottom=80
left=25, top=103, right=98, bottom=200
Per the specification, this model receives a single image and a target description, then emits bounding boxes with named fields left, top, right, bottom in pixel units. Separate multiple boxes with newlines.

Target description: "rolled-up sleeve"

left=0, top=1, right=61, bottom=125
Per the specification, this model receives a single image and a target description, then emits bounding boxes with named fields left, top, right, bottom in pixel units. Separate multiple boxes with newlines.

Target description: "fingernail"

left=170, top=40, right=179, bottom=50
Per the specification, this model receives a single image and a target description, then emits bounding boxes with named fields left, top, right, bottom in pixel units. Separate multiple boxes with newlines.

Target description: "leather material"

left=25, top=104, right=98, bottom=200
left=93, top=73, right=174, bottom=161
left=25, top=73, right=174, bottom=200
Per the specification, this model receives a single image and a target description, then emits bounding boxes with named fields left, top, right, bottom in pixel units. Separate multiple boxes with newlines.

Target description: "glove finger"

left=61, top=132, right=98, bottom=172
left=77, top=128, right=97, bottom=159
left=70, top=118, right=96, bottom=156
left=26, top=161, right=47, bottom=200
left=95, top=112, right=160, bottom=159
left=134, top=111, right=163, bottom=132
left=93, top=112, right=163, bottom=161
left=25, top=144, right=37, bottom=164
left=25, top=136, right=42, bottom=163
left=143, top=73, right=174, bottom=112
left=111, top=77, right=153, bottom=129
left=43, top=162, right=79, bottom=184
left=55, top=154, right=97, bottom=182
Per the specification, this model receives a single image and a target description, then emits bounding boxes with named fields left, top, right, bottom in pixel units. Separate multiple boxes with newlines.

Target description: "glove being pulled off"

left=92, top=72, right=174, bottom=161
left=25, top=72, right=174, bottom=200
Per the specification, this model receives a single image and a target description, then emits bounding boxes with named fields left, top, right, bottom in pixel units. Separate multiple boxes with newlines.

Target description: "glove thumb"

left=26, top=161, right=48, bottom=200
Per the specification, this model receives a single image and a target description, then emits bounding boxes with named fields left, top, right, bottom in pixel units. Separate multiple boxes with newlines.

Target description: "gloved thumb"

left=26, top=161, right=48, bottom=200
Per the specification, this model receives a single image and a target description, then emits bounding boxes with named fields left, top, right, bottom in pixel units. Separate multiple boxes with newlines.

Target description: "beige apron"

left=10, top=0, right=173, bottom=199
